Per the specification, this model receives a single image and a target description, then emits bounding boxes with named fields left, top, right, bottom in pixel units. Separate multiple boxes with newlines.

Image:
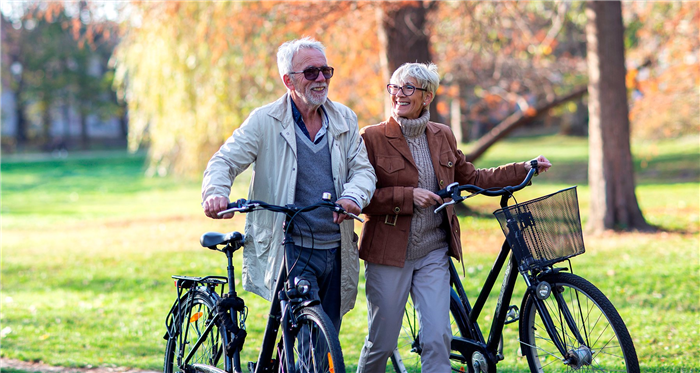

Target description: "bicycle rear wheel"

left=164, top=289, right=228, bottom=373
left=519, top=272, right=639, bottom=372
left=277, top=305, right=345, bottom=373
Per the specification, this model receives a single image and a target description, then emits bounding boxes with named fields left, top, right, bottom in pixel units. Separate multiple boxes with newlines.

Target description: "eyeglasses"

left=289, top=66, right=334, bottom=81
left=387, top=84, right=428, bottom=96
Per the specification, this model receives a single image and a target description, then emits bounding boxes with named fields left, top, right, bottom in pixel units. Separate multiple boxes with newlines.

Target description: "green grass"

left=1, top=135, right=698, bottom=372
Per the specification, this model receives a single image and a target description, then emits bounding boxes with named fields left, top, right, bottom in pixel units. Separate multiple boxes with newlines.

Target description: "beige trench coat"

left=202, top=93, right=376, bottom=315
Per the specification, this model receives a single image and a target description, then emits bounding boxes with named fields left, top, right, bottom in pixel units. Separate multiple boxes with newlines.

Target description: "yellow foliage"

left=114, top=2, right=386, bottom=177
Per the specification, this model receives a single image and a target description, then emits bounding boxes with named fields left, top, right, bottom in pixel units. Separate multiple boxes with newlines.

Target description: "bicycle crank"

left=471, top=351, right=488, bottom=373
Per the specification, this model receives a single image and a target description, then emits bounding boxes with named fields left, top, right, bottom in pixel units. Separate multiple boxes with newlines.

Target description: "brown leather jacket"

left=359, top=117, right=528, bottom=267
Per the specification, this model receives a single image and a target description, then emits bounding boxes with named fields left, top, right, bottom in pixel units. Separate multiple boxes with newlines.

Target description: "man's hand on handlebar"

left=525, top=155, right=552, bottom=175
left=334, top=198, right=361, bottom=224
left=203, top=195, right=234, bottom=219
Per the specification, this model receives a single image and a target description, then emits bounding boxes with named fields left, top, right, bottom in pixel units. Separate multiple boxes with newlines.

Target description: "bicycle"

left=389, top=162, right=639, bottom=373
left=163, top=194, right=362, bottom=373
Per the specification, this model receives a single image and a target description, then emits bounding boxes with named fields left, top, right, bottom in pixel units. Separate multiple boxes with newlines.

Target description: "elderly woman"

left=356, top=62, right=551, bottom=372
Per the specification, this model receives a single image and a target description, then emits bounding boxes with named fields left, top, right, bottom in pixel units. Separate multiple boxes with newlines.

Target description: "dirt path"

left=0, top=358, right=159, bottom=373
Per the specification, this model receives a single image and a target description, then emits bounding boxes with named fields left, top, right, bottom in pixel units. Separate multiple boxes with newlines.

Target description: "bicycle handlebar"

left=217, top=197, right=365, bottom=223
left=434, top=160, right=539, bottom=214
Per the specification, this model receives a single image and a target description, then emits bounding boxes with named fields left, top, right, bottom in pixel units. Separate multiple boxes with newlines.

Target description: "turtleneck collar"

left=394, top=109, right=430, bottom=138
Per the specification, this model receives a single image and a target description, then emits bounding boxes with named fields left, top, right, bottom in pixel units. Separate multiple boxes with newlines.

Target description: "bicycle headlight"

left=536, top=281, right=552, bottom=300
left=295, top=278, right=312, bottom=295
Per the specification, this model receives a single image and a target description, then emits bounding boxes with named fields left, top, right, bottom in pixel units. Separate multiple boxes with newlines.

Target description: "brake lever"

left=333, top=205, right=365, bottom=223
left=434, top=199, right=457, bottom=214
left=345, top=211, right=365, bottom=223
left=217, top=202, right=258, bottom=216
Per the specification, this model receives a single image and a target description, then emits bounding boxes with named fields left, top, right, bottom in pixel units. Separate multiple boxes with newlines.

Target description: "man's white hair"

left=390, top=62, right=440, bottom=95
left=277, top=37, right=326, bottom=81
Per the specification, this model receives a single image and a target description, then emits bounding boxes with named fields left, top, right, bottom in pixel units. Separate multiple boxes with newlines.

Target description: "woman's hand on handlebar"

left=414, top=188, right=442, bottom=208
left=203, top=195, right=234, bottom=219
left=334, top=198, right=361, bottom=223
left=525, top=155, right=552, bottom=174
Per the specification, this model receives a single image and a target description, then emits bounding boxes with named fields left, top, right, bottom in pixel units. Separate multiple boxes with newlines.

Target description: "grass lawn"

left=1, top=135, right=698, bottom=372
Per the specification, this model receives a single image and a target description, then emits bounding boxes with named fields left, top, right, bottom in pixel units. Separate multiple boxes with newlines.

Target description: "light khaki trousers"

left=357, top=248, right=452, bottom=373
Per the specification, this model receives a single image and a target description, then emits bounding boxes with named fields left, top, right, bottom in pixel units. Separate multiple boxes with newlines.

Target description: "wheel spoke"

left=164, top=292, right=226, bottom=373
left=519, top=273, right=638, bottom=372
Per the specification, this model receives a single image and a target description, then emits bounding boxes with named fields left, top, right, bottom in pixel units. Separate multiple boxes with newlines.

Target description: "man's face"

left=287, top=48, right=330, bottom=107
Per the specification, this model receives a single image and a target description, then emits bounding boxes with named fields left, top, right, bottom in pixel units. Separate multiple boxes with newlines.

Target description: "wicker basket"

left=494, top=187, right=585, bottom=270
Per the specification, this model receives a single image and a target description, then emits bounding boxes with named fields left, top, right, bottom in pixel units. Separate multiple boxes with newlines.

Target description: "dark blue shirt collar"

left=291, top=100, right=328, bottom=144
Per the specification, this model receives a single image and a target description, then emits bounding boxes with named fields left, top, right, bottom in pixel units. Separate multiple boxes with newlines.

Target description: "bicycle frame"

left=393, top=166, right=631, bottom=372
left=169, top=202, right=339, bottom=373
left=445, top=192, right=587, bottom=371
left=447, top=244, right=520, bottom=368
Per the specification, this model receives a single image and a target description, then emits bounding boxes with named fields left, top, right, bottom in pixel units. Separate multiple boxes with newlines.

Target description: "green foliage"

left=1, top=3, right=122, bottom=148
left=1, top=135, right=698, bottom=371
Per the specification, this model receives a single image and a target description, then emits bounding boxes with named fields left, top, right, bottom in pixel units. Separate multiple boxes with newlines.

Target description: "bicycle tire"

left=519, top=272, right=639, bottom=372
left=164, top=289, right=228, bottom=373
left=391, top=291, right=468, bottom=373
left=276, top=304, right=345, bottom=373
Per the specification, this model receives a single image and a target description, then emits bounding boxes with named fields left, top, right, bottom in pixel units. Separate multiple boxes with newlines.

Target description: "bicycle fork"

left=527, top=278, right=592, bottom=368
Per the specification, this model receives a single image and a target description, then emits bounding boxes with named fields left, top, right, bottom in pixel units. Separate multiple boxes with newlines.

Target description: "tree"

left=377, top=1, right=439, bottom=121
left=1, top=1, right=122, bottom=150
left=585, top=1, right=652, bottom=232
left=431, top=1, right=589, bottom=143
left=623, top=2, right=699, bottom=140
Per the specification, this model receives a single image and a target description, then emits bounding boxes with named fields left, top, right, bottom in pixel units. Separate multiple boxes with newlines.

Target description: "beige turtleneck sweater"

left=394, top=110, right=448, bottom=261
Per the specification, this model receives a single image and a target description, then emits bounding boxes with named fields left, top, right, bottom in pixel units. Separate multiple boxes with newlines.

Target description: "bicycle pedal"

left=247, top=361, right=256, bottom=372
left=504, top=305, right=519, bottom=324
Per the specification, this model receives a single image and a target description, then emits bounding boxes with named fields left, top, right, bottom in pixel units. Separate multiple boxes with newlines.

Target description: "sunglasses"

left=289, top=66, right=334, bottom=81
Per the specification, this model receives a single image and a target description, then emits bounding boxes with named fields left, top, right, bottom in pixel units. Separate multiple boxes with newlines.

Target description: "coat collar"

left=384, top=116, right=445, bottom=170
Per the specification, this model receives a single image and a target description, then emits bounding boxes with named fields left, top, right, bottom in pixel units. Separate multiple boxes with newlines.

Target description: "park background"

left=1, top=1, right=698, bottom=372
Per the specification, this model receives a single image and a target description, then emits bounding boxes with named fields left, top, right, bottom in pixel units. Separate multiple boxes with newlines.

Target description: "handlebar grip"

left=227, top=198, right=247, bottom=209
left=436, top=188, right=451, bottom=199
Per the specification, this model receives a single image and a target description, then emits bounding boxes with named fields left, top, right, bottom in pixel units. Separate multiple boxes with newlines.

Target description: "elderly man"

left=202, top=37, right=376, bottom=329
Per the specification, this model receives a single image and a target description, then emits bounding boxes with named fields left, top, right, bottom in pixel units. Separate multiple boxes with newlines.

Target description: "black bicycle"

left=390, top=163, right=639, bottom=373
left=163, top=195, right=362, bottom=373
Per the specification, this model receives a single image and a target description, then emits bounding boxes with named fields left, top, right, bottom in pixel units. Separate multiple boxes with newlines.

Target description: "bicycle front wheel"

left=164, top=289, right=228, bottom=373
left=519, top=272, right=639, bottom=372
left=277, top=305, right=345, bottom=373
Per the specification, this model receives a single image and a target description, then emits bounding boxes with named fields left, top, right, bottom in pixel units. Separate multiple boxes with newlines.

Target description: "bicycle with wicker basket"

left=390, top=162, right=639, bottom=373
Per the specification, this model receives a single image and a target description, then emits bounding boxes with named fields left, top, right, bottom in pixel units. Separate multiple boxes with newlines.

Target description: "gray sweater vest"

left=292, top=126, right=341, bottom=249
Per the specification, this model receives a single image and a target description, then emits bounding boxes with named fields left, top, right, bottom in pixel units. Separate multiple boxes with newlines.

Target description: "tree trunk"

left=585, top=1, right=652, bottom=232
left=378, top=1, right=440, bottom=122
left=79, top=110, right=89, bottom=150
left=41, top=97, right=52, bottom=143
left=14, top=83, right=28, bottom=148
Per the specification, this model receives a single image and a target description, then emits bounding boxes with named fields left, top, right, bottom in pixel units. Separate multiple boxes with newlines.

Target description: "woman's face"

left=390, top=77, right=432, bottom=120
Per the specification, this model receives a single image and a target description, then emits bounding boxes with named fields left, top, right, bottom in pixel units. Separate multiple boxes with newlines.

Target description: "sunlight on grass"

left=1, top=136, right=698, bottom=371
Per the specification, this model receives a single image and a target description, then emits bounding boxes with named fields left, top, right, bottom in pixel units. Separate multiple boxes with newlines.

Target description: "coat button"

left=440, top=180, right=445, bottom=186
left=394, top=207, right=400, bottom=213
left=447, top=161, right=453, bottom=167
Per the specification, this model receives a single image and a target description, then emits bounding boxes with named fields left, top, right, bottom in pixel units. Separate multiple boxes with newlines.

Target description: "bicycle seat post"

left=225, top=245, right=237, bottom=298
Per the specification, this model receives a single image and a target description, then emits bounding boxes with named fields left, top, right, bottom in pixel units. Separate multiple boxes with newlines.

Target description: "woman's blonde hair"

left=390, top=62, right=440, bottom=95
